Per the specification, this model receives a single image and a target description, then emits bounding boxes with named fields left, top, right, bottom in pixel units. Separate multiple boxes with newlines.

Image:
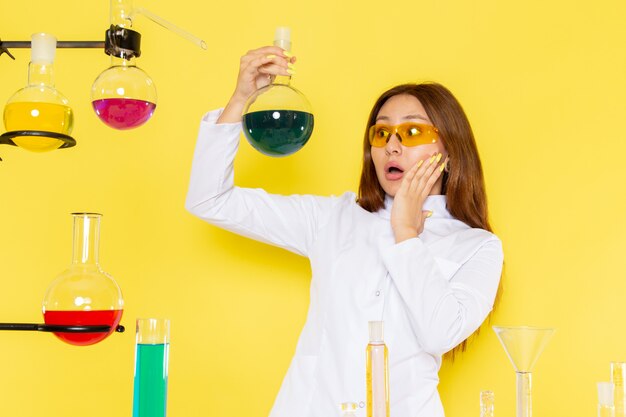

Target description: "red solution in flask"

left=92, top=98, right=156, bottom=129
left=44, top=309, right=124, bottom=346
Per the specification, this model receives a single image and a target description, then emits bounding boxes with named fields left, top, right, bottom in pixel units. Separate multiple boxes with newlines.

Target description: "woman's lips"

left=384, top=162, right=404, bottom=181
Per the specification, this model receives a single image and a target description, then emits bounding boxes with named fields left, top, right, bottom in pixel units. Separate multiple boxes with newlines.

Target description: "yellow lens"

left=369, top=125, right=390, bottom=147
left=400, top=123, right=438, bottom=147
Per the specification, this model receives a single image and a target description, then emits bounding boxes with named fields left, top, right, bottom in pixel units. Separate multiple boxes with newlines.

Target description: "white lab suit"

left=186, top=109, right=504, bottom=417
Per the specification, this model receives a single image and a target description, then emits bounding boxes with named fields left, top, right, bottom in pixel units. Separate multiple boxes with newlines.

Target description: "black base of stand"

left=0, top=323, right=125, bottom=333
left=0, top=130, right=76, bottom=147
left=0, top=130, right=76, bottom=161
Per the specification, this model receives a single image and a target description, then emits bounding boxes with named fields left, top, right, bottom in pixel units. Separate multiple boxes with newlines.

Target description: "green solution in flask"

left=242, top=27, right=314, bottom=157
left=243, top=109, right=313, bottom=156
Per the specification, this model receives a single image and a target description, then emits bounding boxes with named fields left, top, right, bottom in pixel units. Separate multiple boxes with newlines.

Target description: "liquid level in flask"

left=92, top=98, right=156, bottom=130
left=243, top=110, right=314, bottom=156
left=3, top=102, right=73, bottom=151
left=43, top=309, right=123, bottom=346
left=133, top=343, right=169, bottom=417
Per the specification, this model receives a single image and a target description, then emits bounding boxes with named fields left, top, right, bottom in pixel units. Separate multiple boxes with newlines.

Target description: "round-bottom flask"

left=243, top=83, right=314, bottom=156
left=42, top=213, right=124, bottom=346
left=91, top=61, right=157, bottom=130
left=242, top=27, right=314, bottom=157
left=3, top=33, right=74, bottom=152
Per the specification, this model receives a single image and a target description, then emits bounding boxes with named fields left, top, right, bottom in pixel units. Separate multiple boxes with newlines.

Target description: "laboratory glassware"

left=480, top=390, right=494, bottom=417
left=133, top=318, right=170, bottom=417
left=2, top=33, right=75, bottom=152
left=599, top=382, right=616, bottom=417
left=42, top=213, right=124, bottom=346
left=612, top=362, right=626, bottom=417
left=91, top=0, right=156, bottom=130
left=340, top=402, right=358, bottom=417
left=366, top=320, right=389, bottom=417
left=492, top=326, right=555, bottom=417
left=242, top=27, right=314, bottom=157
left=91, top=0, right=206, bottom=130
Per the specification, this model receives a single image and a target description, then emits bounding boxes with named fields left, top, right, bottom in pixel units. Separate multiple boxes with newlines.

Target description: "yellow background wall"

left=1, top=0, right=625, bottom=416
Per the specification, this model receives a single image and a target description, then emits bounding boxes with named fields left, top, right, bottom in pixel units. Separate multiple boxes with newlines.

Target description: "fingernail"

left=426, top=211, right=433, bottom=218
left=436, top=153, right=442, bottom=163
left=286, top=68, right=296, bottom=75
left=417, top=160, right=424, bottom=168
left=440, top=162, right=446, bottom=172
left=429, top=155, right=436, bottom=164
left=287, top=62, right=296, bottom=70
left=283, top=50, right=293, bottom=57
left=266, top=54, right=276, bottom=59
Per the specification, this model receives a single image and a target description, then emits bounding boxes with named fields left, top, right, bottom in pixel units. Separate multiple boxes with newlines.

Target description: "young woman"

left=186, top=46, right=503, bottom=417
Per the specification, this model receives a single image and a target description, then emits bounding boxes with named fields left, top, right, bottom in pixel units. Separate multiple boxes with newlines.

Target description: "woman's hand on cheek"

left=391, top=153, right=448, bottom=243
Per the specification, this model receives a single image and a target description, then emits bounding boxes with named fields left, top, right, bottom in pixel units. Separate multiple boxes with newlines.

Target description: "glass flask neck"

left=272, top=74, right=291, bottom=86
left=71, top=214, right=102, bottom=265
left=111, top=55, right=137, bottom=67
left=111, top=0, right=134, bottom=27
left=27, top=61, right=55, bottom=87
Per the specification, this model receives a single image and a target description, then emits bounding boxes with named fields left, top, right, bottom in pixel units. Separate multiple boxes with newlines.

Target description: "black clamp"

left=0, top=39, right=16, bottom=60
left=105, top=25, right=141, bottom=59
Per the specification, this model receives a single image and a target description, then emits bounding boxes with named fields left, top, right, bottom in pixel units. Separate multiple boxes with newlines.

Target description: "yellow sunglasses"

left=368, top=122, right=439, bottom=148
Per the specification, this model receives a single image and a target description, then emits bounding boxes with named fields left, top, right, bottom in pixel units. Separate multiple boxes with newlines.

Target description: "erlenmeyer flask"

left=242, top=27, right=314, bottom=157
left=42, top=213, right=124, bottom=346
left=3, top=33, right=74, bottom=152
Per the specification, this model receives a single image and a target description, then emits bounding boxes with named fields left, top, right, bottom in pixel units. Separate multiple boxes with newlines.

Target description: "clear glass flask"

left=91, top=0, right=157, bottom=130
left=3, top=33, right=74, bottom=152
left=42, top=213, right=124, bottom=346
left=612, top=362, right=626, bottom=417
left=492, top=326, right=555, bottom=417
left=133, top=318, right=170, bottom=417
left=366, top=321, right=389, bottom=417
left=480, top=390, right=494, bottom=417
left=599, top=382, right=616, bottom=417
left=242, top=27, right=314, bottom=157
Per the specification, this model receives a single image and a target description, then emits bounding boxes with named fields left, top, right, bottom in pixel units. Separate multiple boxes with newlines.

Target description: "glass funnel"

left=242, top=27, right=314, bottom=157
left=493, top=326, right=555, bottom=417
left=2, top=33, right=75, bottom=152
left=42, top=213, right=124, bottom=346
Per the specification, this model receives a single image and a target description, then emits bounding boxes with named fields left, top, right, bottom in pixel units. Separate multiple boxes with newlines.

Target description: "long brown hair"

left=357, top=82, right=502, bottom=360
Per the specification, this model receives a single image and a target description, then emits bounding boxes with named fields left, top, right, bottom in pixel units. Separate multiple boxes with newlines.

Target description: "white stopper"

left=31, top=33, right=57, bottom=63
left=369, top=321, right=384, bottom=343
left=273, top=26, right=291, bottom=51
left=598, top=382, right=615, bottom=406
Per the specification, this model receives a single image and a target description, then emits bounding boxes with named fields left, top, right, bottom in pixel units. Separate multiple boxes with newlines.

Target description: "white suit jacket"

left=186, top=109, right=504, bottom=417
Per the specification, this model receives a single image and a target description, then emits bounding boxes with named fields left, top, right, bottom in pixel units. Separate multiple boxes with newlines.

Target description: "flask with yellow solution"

left=3, top=33, right=74, bottom=152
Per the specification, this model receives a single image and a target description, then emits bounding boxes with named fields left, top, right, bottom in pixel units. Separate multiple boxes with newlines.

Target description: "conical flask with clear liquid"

left=493, top=326, right=555, bottom=417
left=42, top=213, right=124, bottom=346
left=242, top=27, right=314, bottom=157
left=3, top=33, right=74, bottom=152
